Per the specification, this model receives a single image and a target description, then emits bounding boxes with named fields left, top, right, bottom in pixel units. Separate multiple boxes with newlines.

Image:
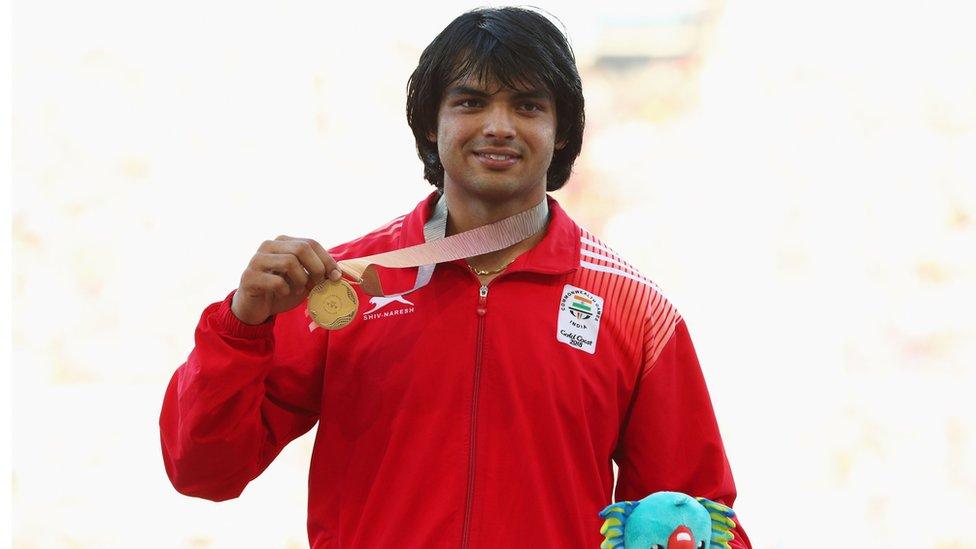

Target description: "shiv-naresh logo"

left=362, top=295, right=415, bottom=320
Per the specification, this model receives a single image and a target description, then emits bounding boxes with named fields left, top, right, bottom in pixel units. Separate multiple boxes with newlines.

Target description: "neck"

left=441, top=183, right=549, bottom=283
left=442, top=184, right=547, bottom=236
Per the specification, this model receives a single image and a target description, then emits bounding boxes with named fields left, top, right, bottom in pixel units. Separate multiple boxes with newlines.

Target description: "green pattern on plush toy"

left=598, top=492, right=736, bottom=549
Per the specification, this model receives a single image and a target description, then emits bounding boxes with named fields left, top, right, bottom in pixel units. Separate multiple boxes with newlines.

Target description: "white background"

left=9, top=0, right=976, bottom=547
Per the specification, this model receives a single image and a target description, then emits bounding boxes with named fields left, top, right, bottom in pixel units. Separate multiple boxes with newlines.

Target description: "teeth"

left=481, top=153, right=513, bottom=161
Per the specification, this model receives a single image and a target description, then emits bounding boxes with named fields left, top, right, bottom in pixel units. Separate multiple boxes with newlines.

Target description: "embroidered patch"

left=557, top=284, right=603, bottom=354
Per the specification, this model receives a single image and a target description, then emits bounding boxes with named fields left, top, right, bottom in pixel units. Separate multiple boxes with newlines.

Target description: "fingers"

left=241, top=270, right=293, bottom=299
left=304, top=238, right=342, bottom=281
left=280, top=236, right=340, bottom=282
left=254, top=236, right=340, bottom=290
left=234, top=236, right=340, bottom=324
left=251, top=252, right=309, bottom=290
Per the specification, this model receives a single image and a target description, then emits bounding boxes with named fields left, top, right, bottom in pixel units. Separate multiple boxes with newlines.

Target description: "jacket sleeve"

left=613, top=318, right=752, bottom=548
left=159, top=291, right=327, bottom=501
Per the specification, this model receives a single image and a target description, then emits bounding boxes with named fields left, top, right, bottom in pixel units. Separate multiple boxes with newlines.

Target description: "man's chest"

left=322, top=272, right=643, bottom=431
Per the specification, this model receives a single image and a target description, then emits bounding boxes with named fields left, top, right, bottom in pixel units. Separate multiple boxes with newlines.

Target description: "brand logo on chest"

left=362, top=295, right=415, bottom=320
left=557, top=284, right=603, bottom=354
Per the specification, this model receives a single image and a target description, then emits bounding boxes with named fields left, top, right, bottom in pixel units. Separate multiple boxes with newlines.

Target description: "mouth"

left=473, top=150, right=521, bottom=170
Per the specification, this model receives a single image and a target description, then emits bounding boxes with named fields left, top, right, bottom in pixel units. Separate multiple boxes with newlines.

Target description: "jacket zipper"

left=461, top=284, right=489, bottom=548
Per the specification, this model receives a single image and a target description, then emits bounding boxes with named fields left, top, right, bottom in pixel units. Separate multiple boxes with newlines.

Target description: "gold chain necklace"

left=468, top=257, right=516, bottom=276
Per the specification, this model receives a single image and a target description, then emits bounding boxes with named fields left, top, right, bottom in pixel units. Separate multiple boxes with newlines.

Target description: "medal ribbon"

left=337, top=195, right=549, bottom=297
left=305, top=195, right=549, bottom=331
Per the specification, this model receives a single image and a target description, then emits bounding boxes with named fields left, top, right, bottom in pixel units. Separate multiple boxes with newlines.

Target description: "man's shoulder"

left=327, top=193, right=435, bottom=260
left=327, top=214, right=409, bottom=260
left=575, top=228, right=682, bottom=325
left=574, top=228, right=684, bottom=365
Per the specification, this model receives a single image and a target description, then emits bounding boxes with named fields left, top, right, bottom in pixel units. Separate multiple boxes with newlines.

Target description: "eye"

left=698, top=542, right=706, bottom=549
left=457, top=98, right=484, bottom=108
left=652, top=545, right=664, bottom=549
left=518, top=101, right=542, bottom=112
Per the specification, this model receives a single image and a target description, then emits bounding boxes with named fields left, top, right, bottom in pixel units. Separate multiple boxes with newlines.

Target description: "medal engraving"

left=307, top=279, right=359, bottom=330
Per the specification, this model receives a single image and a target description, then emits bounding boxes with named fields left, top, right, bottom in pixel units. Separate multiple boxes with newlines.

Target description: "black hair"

left=406, top=7, right=584, bottom=191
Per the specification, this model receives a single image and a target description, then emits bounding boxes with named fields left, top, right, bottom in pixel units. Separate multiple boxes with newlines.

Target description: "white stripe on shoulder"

left=373, top=214, right=406, bottom=232
left=372, top=219, right=404, bottom=238
left=580, top=260, right=661, bottom=291
left=330, top=216, right=405, bottom=258
left=383, top=214, right=407, bottom=228
left=580, top=236, right=619, bottom=258
left=579, top=248, right=637, bottom=271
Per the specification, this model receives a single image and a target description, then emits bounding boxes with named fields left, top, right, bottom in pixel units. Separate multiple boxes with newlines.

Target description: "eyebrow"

left=445, top=86, right=551, bottom=101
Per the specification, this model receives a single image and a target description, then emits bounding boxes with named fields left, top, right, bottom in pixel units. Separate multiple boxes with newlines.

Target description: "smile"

left=473, top=151, right=521, bottom=169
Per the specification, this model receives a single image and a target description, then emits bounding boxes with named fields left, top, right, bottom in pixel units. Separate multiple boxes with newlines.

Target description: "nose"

left=482, top=104, right=516, bottom=140
left=667, top=525, right=695, bottom=549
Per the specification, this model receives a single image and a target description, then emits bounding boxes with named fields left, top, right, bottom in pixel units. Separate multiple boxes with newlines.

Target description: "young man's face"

left=431, top=74, right=562, bottom=202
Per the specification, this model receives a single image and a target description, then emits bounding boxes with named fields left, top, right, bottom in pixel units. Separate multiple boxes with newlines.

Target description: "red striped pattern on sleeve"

left=575, top=229, right=682, bottom=370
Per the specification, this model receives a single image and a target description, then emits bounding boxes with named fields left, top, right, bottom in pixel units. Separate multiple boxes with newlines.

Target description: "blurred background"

left=10, top=0, right=976, bottom=547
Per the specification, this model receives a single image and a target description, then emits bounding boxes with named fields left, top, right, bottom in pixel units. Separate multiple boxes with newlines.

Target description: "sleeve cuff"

left=211, top=290, right=276, bottom=339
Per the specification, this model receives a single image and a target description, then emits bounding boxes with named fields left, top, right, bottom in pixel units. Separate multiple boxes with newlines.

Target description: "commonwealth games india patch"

left=557, top=285, right=603, bottom=354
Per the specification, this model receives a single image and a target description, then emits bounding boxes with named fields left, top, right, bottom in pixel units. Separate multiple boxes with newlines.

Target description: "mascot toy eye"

left=598, top=491, right=736, bottom=549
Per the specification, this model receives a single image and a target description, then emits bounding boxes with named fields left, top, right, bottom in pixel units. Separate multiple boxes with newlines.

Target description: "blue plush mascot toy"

left=598, top=492, right=736, bottom=549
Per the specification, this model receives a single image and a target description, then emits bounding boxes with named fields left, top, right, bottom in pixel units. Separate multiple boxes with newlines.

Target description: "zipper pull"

left=477, top=285, right=488, bottom=316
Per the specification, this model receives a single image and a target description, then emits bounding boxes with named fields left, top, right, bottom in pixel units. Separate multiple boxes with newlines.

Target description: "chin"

left=468, top=178, right=535, bottom=199
left=443, top=164, right=547, bottom=202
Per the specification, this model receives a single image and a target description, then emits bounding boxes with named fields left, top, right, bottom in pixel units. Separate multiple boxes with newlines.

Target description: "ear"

left=427, top=129, right=437, bottom=143
left=694, top=498, right=736, bottom=549
left=598, top=500, right=639, bottom=549
left=555, top=138, right=566, bottom=151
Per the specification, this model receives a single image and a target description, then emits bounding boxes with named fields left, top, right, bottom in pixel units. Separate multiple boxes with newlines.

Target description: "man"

left=160, top=7, right=751, bottom=548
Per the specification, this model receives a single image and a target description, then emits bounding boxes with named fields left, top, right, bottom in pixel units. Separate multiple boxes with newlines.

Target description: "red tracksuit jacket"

left=160, top=192, right=751, bottom=548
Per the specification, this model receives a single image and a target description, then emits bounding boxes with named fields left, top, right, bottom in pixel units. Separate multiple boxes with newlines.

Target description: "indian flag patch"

left=557, top=284, right=603, bottom=354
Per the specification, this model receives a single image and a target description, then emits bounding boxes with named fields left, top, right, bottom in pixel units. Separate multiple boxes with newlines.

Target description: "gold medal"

left=307, top=279, right=359, bottom=330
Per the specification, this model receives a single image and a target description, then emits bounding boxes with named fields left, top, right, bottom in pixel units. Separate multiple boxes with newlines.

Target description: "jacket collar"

left=399, top=190, right=580, bottom=276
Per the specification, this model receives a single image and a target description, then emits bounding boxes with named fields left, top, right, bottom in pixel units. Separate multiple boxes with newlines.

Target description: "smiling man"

left=160, top=7, right=751, bottom=548
left=428, top=75, right=558, bottom=277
